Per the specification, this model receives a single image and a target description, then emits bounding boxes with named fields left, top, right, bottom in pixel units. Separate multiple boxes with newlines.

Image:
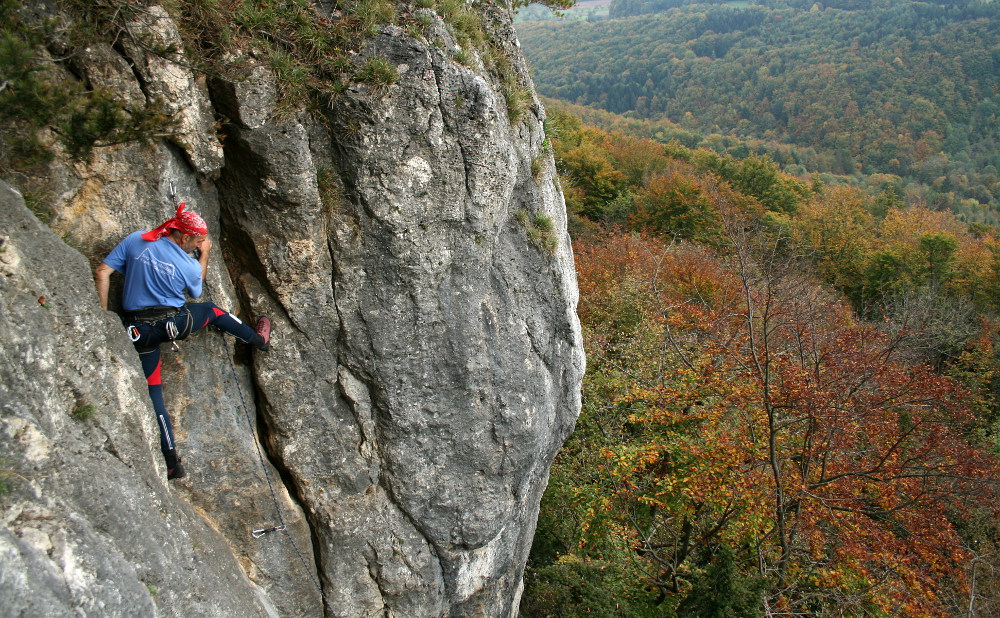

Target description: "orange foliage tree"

left=569, top=213, right=998, bottom=614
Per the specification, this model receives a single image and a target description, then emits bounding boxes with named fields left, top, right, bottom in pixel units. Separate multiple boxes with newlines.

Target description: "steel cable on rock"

left=199, top=279, right=330, bottom=611
left=165, top=183, right=329, bottom=610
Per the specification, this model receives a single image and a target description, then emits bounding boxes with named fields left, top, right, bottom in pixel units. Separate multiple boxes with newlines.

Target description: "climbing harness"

left=125, top=306, right=181, bottom=323
left=124, top=306, right=191, bottom=353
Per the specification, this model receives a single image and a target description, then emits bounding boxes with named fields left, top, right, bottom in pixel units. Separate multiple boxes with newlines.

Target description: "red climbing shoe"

left=254, top=316, right=271, bottom=351
left=167, top=458, right=186, bottom=480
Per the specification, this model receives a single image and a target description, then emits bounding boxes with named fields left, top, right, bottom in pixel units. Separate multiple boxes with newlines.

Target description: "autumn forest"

left=517, top=0, right=1000, bottom=222
left=516, top=1, right=1000, bottom=615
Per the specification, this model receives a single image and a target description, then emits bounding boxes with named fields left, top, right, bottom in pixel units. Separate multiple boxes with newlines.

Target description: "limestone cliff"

left=0, top=2, right=584, bottom=616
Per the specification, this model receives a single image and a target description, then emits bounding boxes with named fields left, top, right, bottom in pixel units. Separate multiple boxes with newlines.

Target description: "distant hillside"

left=516, top=1, right=1000, bottom=215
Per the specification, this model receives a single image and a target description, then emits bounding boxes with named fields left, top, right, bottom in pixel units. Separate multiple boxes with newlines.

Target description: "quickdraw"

left=252, top=525, right=286, bottom=539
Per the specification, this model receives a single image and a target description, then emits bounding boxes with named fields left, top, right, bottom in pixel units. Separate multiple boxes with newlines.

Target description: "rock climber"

left=94, top=203, right=271, bottom=481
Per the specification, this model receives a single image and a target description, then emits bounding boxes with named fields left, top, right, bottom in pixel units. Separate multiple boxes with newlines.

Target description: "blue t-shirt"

left=103, top=231, right=203, bottom=311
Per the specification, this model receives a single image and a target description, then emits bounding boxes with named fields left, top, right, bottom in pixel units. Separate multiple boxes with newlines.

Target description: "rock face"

left=0, top=184, right=281, bottom=618
left=1, top=3, right=583, bottom=617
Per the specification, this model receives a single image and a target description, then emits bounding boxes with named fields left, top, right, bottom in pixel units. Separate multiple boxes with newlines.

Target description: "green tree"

left=919, top=231, right=958, bottom=284
left=676, top=546, right=766, bottom=618
left=559, top=141, right=627, bottom=221
left=630, top=172, right=720, bottom=243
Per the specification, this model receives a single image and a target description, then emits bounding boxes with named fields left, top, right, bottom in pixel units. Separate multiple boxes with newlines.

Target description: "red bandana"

left=140, top=203, right=208, bottom=241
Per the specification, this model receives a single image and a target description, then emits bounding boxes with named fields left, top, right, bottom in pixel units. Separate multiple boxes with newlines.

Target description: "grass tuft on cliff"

left=516, top=209, right=558, bottom=255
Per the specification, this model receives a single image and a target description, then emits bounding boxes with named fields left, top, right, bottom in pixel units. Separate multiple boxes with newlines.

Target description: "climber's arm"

left=95, top=262, right=115, bottom=311
left=197, top=237, right=211, bottom=282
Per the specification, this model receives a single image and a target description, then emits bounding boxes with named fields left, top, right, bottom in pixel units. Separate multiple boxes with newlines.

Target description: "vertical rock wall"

left=0, top=184, right=281, bottom=618
left=0, top=2, right=583, bottom=616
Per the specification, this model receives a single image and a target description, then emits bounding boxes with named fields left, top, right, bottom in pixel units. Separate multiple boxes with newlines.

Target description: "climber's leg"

left=137, top=345, right=178, bottom=460
left=127, top=320, right=182, bottom=478
left=184, top=302, right=269, bottom=350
